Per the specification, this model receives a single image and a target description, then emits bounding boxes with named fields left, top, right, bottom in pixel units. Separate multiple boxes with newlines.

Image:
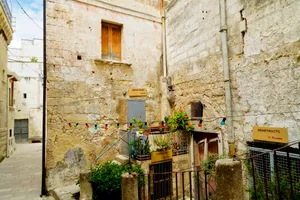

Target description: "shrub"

left=90, top=161, right=146, bottom=200
left=91, top=161, right=123, bottom=199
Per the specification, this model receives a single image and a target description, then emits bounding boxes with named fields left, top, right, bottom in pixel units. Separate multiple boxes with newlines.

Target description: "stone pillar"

left=80, top=172, right=93, bottom=200
left=215, top=159, right=244, bottom=200
left=122, top=172, right=139, bottom=200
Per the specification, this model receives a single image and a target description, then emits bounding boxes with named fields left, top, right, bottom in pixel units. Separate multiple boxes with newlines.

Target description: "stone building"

left=46, top=0, right=300, bottom=193
left=46, top=0, right=164, bottom=190
left=165, top=0, right=300, bottom=158
left=8, top=39, right=43, bottom=143
left=0, top=0, right=15, bottom=162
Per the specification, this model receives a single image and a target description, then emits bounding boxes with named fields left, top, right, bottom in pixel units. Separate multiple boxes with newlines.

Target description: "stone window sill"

left=9, top=106, right=15, bottom=111
left=94, top=59, right=132, bottom=66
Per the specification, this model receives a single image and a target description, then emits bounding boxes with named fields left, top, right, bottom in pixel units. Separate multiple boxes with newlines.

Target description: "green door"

left=14, top=119, right=29, bottom=143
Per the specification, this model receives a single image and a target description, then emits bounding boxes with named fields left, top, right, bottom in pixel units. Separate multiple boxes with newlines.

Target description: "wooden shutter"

left=101, top=22, right=122, bottom=61
left=112, top=26, right=121, bottom=60
left=101, top=24, right=109, bottom=59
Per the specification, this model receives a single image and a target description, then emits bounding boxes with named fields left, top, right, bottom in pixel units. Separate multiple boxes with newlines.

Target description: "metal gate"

left=14, top=119, right=28, bottom=143
left=150, top=161, right=172, bottom=199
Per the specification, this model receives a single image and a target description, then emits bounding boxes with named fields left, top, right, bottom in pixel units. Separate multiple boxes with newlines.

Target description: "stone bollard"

left=80, top=172, right=93, bottom=200
left=215, top=159, right=244, bottom=200
left=122, top=172, right=139, bottom=200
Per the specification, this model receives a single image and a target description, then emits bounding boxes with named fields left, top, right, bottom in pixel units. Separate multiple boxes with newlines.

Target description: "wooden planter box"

left=148, top=126, right=170, bottom=134
left=151, top=149, right=172, bottom=163
left=136, top=154, right=151, bottom=161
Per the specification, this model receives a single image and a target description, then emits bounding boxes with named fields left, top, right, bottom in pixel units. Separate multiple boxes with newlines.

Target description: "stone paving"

left=0, top=143, right=53, bottom=200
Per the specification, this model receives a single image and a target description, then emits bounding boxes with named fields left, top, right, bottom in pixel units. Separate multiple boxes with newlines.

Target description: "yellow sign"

left=252, top=126, right=288, bottom=144
left=128, top=88, right=147, bottom=97
left=151, top=149, right=172, bottom=163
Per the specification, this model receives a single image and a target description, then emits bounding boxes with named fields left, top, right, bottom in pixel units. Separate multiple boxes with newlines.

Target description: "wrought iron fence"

left=1, top=0, right=12, bottom=23
left=138, top=169, right=216, bottom=200
left=246, top=141, right=300, bottom=200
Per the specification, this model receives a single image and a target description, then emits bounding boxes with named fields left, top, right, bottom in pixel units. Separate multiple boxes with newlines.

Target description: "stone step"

left=50, top=184, right=80, bottom=200
left=42, top=196, right=56, bottom=200
left=115, top=154, right=129, bottom=164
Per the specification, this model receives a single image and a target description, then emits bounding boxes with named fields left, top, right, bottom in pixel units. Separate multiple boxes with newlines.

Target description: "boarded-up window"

left=191, top=102, right=203, bottom=118
left=101, top=22, right=122, bottom=61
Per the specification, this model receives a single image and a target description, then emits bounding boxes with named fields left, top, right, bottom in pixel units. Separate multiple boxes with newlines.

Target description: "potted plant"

left=165, top=106, right=195, bottom=132
left=151, top=135, right=173, bottom=163
left=130, top=136, right=151, bottom=161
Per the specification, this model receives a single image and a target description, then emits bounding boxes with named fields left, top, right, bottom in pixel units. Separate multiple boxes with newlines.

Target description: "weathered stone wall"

left=166, top=0, right=300, bottom=154
left=46, top=0, right=163, bottom=190
left=0, top=35, right=8, bottom=162
left=166, top=0, right=226, bottom=133
left=231, top=0, right=300, bottom=153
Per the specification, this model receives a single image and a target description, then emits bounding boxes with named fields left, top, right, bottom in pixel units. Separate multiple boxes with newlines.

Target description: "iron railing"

left=138, top=169, right=216, bottom=200
left=1, top=0, right=12, bottom=24
left=246, top=141, right=300, bottom=200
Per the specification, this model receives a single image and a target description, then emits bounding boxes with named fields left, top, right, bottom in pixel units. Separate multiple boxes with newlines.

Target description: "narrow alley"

left=0, top=143, right=49, bottom=200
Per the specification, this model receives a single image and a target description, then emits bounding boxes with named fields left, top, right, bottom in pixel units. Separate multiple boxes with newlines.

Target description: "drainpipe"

left=190, top=134, right=195, bottom=192
left=160, top=0, right=170, bottom=120
left=219, top=0, right=235, bottom=156
left=162, top=0, right=167, bottom=78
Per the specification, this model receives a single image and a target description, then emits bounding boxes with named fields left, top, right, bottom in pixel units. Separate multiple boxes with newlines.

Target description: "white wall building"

left=8, top=39, right=43, bottom=143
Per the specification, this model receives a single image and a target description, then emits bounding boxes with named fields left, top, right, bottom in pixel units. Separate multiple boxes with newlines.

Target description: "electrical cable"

left=0, top=38, right=43, bottom=77
left=15, top=0, right=43, bottom=30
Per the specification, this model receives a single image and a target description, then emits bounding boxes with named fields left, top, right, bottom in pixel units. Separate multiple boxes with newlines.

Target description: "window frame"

left=9, top=79, right=14, bottom=107
left=101, top=21, right=122, bottom=61
left=191, top=102, right=204, bottom=119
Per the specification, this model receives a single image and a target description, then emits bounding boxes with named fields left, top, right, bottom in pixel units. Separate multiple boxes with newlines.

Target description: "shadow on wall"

left=47, top=147, right=87, bottom=190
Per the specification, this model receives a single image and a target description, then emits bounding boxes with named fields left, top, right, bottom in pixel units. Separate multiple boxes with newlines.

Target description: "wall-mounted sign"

left=151, top=149, right=172, bottom=163
left=252, top=126, right=288, bottom=144
left=128, top=88, right=147, bottom=97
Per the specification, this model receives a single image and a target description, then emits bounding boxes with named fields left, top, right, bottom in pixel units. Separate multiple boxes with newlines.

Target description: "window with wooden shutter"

left=101, top=22, right=122, bottom=61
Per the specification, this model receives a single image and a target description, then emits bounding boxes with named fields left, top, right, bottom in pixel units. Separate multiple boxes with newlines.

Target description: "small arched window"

left=191, top=102, right=203, bottom=118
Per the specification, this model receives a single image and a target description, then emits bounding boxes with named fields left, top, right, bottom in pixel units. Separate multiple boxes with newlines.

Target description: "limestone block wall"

left=0, top=35, right=8, bottom=162
left=231, top=0, right=300, bottom=153
left=166, top=0, right=226, bottom=132
left=46, top=0, right=163, bottom=190
left=166, top=0, right=300, bottom=154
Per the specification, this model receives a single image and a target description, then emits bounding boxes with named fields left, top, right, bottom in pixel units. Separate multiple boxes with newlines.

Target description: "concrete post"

left=215, top=159, right=244, bottom=200
left=122, top=172, right=139, bottom=200
left=79, top=172, right=93, bottom=200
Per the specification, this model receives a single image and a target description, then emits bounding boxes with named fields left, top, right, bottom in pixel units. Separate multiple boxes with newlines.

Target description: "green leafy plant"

left=131, top=117, right=144, bottom=130
left=131, top=137, right=151, bottom=158
left=91, top=161, right=124, bottom=199
left=202, top=152, right=219, bottom=178
left=91, top=161, right=146, bottom=200
left=154, top=135, right=172, bottom=151
left=165, top=107, right=194, bottom=132
left=31, top=56, right=38, bottom=62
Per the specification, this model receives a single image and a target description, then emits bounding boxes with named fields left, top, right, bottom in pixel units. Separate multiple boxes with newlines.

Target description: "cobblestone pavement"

left=0, top=143, right=52, bottom=200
